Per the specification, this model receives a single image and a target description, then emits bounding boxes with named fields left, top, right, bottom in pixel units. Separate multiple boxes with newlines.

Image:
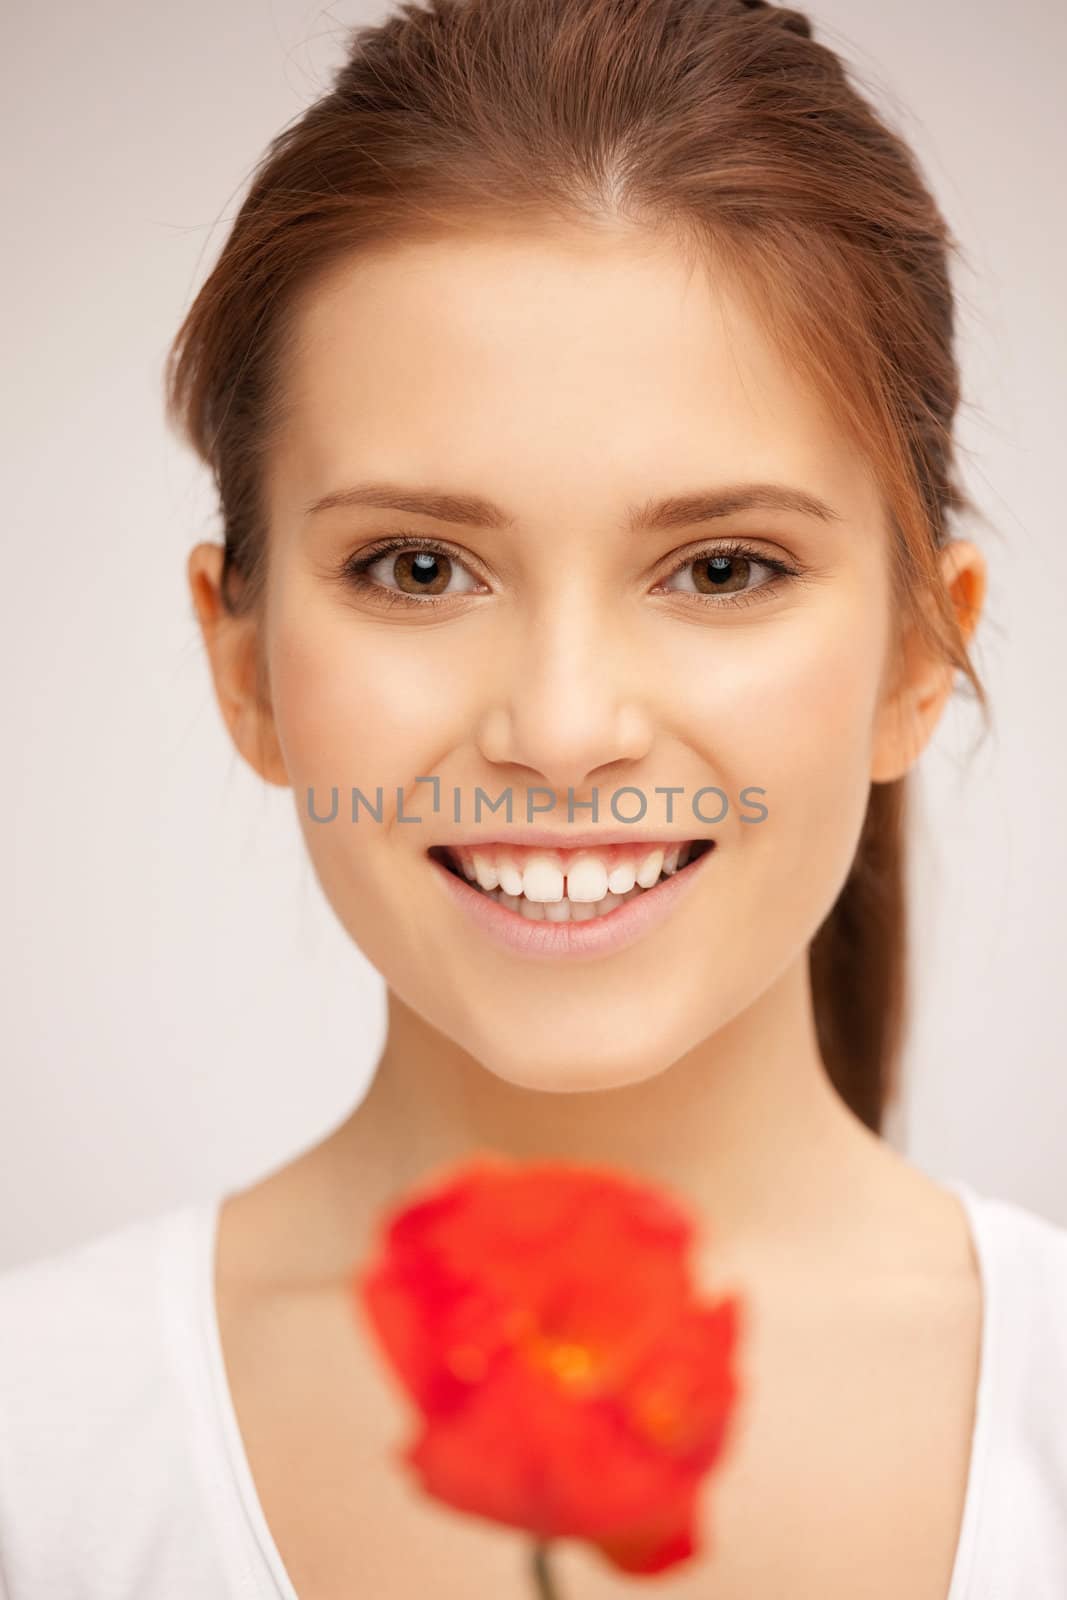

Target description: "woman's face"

left=232, top=226, right=940, bottom=1091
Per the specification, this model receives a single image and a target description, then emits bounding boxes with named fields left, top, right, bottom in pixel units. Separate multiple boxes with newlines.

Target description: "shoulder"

left=964, top=1183, right=1067, bottom=1313
left=0, top=1201, right=202, bottom=1454
left=0, top=1203, right=215, bottom=1594
left=952, top=1182, right=1067, bottom=1582
left=0, top=1204, right=196, bottom=1395
left=959, top=1182, right=1067, bottom=1378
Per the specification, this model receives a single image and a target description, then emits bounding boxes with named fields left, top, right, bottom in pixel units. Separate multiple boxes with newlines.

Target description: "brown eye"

left=351, top=542, right=483, bottom=602
left=659, top=544, right=792, bottom=606
left=690, top=554, right=751, bottom=595
left=390, top=549, right=454, bottom=595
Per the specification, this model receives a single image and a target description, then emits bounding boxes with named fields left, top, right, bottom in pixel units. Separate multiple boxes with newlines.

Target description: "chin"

left=455, top=1021, right=683, bottom=1096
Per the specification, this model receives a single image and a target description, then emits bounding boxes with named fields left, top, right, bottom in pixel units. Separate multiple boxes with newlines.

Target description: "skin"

left=186, top=225, right=988, bottom=1592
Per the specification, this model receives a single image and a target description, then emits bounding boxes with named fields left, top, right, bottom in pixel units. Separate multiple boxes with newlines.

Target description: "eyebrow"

left=304, top=480, right=843, bottom=529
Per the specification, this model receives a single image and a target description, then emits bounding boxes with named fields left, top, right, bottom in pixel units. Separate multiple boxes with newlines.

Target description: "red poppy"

left=353, top=1152, right=745, bottom=1579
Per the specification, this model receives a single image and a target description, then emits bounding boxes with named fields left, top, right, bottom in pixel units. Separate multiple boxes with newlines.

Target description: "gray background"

left=3, top=0, right=1064, bottom=1269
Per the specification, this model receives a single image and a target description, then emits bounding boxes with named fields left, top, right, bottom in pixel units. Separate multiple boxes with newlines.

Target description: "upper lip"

left=427, top=828, right=712, bottom=850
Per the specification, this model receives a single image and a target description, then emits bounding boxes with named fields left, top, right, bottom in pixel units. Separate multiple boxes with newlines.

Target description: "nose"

left=474, top=593, right=654, bottom=795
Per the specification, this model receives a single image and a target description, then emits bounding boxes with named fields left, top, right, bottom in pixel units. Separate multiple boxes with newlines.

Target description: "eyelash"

left=337, top=533, right=803, bottom=613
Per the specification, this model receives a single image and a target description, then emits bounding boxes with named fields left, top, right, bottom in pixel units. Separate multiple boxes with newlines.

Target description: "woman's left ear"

left=870, top=538, right=987, bottom=784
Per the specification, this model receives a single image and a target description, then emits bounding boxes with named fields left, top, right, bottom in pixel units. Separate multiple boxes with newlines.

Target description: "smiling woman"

left=1, top=1, right=1066, bottom=1598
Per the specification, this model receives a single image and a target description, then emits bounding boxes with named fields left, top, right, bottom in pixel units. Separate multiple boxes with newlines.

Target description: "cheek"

left=671, top=595, right=885, bottom=767
left=675, top=598, right=888, bottom=918
left=264, top=588, right=489, bottom=963
left=267, top=592, right=474, bottom=787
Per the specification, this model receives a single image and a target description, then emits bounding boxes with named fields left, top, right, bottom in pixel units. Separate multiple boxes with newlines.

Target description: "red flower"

left=352, top=1152, right=745, bottom=1578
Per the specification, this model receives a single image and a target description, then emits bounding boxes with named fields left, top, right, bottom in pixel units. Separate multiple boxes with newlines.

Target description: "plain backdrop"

left=2, top=0, right=1064, bottom=1269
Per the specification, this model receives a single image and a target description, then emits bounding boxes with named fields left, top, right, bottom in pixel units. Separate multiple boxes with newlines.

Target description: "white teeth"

left=447, top=839, right=710, bottom=921
left=472, top=851, right=500, bottom=891
left=497, top=857, right=525, bottom=897
left=463, top=874, right=676, bottom=922
left=606, top=860, right=637, bottom=895
left=521, top=852, right=564, bottom=903
left=635, top=848, right=665, bottom=888
left=566, top=853, right=609, bottom=903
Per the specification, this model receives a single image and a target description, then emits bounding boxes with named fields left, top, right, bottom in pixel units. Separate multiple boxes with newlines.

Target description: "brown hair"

left=166, top=0, right=989, bottom=1134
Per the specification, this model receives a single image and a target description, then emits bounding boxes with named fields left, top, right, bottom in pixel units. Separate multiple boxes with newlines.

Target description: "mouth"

left=427, top=838, right=716, bottom=927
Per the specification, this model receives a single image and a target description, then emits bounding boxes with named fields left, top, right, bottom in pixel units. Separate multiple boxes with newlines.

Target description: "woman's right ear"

left=186, top=542, right=289, bottom=788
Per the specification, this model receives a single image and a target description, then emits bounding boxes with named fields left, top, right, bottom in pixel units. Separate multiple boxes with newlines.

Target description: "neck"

left=331, top=954, right=896, bottom=1264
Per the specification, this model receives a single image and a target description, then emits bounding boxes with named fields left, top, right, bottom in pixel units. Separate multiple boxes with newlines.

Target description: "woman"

left=1, top=1, right=1065, bottom=1596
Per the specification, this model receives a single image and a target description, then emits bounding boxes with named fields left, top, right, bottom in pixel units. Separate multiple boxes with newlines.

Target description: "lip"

left=426, top=840, right=717, bottom=961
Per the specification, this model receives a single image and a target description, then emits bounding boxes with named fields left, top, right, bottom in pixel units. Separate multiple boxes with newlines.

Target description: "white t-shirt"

left=0, top=1177, right=1065, bottom=1598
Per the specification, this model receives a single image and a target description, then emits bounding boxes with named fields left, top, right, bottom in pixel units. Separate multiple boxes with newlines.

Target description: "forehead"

left=271, top=226, right=880, bottom=528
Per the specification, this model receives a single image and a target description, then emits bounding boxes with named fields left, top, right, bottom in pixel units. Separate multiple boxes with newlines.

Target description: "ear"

left=870, top=538, right=986, bottom=784
left=186, top=543, right=289, bottom=788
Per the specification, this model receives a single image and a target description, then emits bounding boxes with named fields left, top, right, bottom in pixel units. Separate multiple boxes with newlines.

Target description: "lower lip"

left=427, top=845, right=716, bottom=961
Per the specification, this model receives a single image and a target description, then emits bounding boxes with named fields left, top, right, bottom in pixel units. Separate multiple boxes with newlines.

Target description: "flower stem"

left=531, top=1539, right=564, bottom=1600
